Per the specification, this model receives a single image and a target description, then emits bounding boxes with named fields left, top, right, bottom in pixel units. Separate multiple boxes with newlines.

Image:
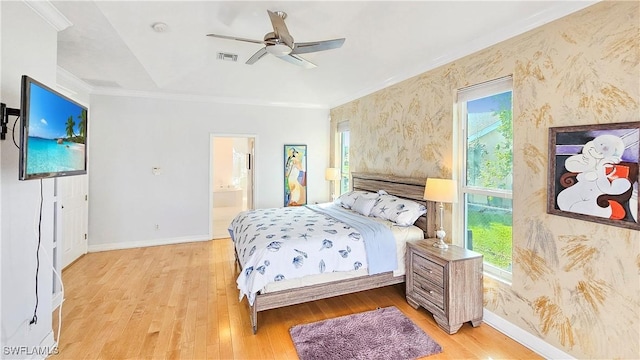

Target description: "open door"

left=58, top=175, right=88, bottom=269
left=211, top=136, right=255, bottom=239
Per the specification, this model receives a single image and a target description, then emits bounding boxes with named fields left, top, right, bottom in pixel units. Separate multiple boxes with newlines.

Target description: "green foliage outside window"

left=465, top=90, right=513, bottom=274
left=480, top=106, right=513, bottom=191
left=467, top=207, right=512, bottom=270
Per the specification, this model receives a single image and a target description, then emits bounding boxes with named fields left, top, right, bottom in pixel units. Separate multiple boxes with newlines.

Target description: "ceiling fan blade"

left=277, top=54, right=316, bottom=69
left=246, top=47, right=268, bottom=65
left=291, top=38, right=346, bottom=55
left=267, top=10, right=294, bottom=48
left=206, top=33, right=265, bottom=45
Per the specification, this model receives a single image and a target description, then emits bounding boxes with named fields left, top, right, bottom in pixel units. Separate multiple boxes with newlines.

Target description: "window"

left=457, top=76, right=513, bottom=282
left=338, top=121, right=350, bottom=194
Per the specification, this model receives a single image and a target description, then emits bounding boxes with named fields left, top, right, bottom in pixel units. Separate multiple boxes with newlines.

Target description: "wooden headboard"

left=351, top=172, right=436, bottom=238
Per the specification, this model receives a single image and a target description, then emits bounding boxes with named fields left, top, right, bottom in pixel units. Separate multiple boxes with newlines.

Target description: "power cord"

left=11, top=116, right=19, bottom=149
left=29, top=179, right=43, bottom=326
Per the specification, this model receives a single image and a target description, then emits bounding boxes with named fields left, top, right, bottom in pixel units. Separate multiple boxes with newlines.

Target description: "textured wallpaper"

left=330, top=2, right=639, bottom=358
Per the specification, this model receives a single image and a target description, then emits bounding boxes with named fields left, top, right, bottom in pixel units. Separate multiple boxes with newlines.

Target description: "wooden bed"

left=242, top=172, right=436, bottom=333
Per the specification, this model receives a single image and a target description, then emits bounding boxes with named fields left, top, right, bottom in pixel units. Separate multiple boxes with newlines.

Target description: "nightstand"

left=405, top=239, right=483, bottom=334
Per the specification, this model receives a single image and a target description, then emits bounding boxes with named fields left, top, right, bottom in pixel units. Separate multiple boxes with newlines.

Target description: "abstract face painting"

left=548, top=122, right=640, bottom=230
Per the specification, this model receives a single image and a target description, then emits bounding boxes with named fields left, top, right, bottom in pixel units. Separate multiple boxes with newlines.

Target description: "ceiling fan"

left=206, top=10, right=345, bottom=69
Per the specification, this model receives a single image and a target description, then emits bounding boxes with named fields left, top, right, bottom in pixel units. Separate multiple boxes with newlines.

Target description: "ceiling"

left=50, top=1, right=597, bottom=109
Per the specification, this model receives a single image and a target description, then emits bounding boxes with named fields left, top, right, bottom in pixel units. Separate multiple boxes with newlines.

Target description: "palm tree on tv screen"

left=65, top=115, right=75, bottom=139
left=78, top=109, right=87, bottom=140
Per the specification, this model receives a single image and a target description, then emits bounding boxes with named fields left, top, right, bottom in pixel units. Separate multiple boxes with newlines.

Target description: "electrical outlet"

left=155, top=224, right=160, bottom=230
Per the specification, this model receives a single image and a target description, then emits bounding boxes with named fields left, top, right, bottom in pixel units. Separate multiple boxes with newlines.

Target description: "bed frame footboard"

left=249, top=271, right=404, bottom=334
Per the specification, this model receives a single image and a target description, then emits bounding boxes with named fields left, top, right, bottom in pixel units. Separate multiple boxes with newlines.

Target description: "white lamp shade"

left=424, top=178, right=457, bottom=203
left=325, top=168, right=341, bottom=181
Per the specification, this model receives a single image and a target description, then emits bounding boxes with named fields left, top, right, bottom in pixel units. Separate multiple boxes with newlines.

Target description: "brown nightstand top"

left=407, top=239, right=483, bottom=262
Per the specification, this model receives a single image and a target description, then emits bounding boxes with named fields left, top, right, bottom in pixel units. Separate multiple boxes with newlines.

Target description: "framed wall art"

left=547, top=121, right=639, bottom=230
left=284, top=144, right=307, bottom=206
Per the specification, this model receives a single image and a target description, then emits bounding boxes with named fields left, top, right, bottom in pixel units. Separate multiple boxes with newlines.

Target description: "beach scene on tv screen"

left=26, top=83, right=86, bottom=175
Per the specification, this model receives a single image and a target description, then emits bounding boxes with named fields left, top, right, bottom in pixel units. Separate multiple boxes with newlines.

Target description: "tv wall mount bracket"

left=0, top=102, right=20, bottom=140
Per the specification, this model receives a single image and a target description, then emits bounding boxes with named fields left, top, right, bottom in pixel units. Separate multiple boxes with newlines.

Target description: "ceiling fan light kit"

left=265, top=43, right=292, bottom=56
left=206, top=10, right=345, bottom=68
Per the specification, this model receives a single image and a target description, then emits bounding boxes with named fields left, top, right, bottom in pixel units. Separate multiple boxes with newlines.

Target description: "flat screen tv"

left=19, top=75, right=88, bottom=180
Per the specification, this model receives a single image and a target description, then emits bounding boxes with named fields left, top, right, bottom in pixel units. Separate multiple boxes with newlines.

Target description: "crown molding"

left=58, top=66, right=327, bottom=110
left=329, top=0, right=600, bottom=109
left=23, top=0, right=72, bottom=32
left=90, top=87, right=329, bottom=110
left=91, top=87, right=329, bottom=110
left=58, top=67, right=328, bottom=110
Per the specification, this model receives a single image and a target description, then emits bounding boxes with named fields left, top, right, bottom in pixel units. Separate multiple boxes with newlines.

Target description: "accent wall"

left=330, top=2, right=639, bottom=358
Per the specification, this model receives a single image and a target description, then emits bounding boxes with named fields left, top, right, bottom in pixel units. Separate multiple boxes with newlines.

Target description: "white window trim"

left=337, top=120, right=349, bottom=133
left=338, top=123, right=350, bottom=194
left=455, top=75, right=513, bottom=284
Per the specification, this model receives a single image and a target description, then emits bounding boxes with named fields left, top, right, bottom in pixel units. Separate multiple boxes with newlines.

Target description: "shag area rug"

left=289, top=306, right=442, bottom=360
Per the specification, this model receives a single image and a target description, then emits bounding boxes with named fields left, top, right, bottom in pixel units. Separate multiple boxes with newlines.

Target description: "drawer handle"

left=418, top=266, right=434, bottom=274
left=419, top=285, right=435, bottom=295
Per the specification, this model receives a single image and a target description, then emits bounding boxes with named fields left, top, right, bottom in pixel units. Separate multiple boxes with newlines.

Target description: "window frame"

left=338, top=121, right=350, bottom=195
left=455, top=76, right=514, bottom=284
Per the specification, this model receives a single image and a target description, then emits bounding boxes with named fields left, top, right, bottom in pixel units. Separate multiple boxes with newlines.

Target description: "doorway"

left=211, top=135, right=255, bottom=239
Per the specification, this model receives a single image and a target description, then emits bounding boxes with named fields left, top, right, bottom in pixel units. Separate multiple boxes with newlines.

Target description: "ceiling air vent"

left=217, top=52, right=238, bottom=62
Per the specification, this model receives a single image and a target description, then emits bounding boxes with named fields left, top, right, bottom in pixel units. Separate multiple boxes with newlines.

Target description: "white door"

left=58, top=175, right=88, bottom=268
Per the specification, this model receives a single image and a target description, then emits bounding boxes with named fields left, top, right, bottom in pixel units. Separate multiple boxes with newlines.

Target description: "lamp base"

left=433, top=229, right=448, bottom=249
left=432, top=239, right=449, bottom=249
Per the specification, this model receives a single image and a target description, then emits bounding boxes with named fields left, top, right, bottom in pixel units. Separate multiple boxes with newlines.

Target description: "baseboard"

left=483, top=309, right=575, bottom=359
left=88, top=234, right=211, bottom=253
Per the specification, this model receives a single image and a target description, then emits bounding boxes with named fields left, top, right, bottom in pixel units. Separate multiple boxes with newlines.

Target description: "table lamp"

left=423, top=178, right=457, bottom=248
left=325, top=168, right=341, bottom=201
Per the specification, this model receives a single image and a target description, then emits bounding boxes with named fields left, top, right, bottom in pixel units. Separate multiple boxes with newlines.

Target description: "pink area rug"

left=289, top=306, right=442, bottom=360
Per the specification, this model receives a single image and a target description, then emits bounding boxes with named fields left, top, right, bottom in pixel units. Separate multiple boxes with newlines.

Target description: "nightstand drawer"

left=413, top=274, right=445, bottom=310
left=412, top=253, right=444, bottom=287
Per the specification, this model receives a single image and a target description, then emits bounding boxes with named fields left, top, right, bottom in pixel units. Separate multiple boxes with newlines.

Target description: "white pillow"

left=336, top=190, right=378, bottom=209
left=370, top=194, right=395, bottom=219
left=352, top=196, right=377, bottom=217
left=371, top=194, right=427, bottom=226
left=394, top=201, right=427, bottom=226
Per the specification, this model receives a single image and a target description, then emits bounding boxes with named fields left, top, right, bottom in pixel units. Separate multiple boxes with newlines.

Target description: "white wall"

left=0, top=1, right=3, bottom=353
left=1, top=2, right=58, bottom=356
left=88, top=94, right=330, bottom=250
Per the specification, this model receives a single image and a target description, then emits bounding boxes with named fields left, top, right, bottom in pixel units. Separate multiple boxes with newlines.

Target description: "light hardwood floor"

left=52, top=239, right=541, bottom=359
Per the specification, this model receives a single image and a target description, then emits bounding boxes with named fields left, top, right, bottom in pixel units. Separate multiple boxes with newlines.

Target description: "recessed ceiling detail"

left=82, top=78, right=121, bottom=88
left=52, top=1, right=599, bottom=108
